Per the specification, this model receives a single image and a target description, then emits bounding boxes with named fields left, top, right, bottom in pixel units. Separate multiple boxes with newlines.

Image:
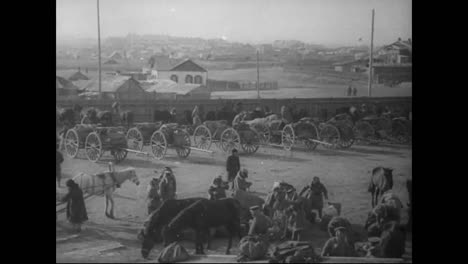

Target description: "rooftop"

left=141, top=79, right=204, bottom=95
left=74, top=75, right=133, bottom=93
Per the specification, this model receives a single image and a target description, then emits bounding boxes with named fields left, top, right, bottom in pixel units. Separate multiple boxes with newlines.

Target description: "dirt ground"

left=56, top=141, right=412, bottom=263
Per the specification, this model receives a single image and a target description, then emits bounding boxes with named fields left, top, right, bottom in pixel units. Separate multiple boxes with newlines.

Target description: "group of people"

left=347, top=86, right=358, bottom=97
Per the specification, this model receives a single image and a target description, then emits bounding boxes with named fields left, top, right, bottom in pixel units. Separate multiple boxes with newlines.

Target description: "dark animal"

left=112, top=102, right=134, bottom=128
left=368, top=167, right=394, bottom=208
left=216, top=105, right=237, bottom=125
left=153, top=110, right=172, bottom=123
left=140, top=198, right=204, bottom=259
left=379, top=221, right=407, bottom=258
left=80, top=107, right=113, bottom=126
left=161, top=198, right=242, bottom=255
left=183, top=110, right=193, bottom=125
left=205, top=111, right=217, bottom=121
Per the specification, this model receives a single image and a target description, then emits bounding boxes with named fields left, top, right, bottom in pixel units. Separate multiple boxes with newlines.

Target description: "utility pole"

left=256, top=49, right=260, bottom=102
left=368, top=9, right=375, bottom=97
left=97, top=0, right=102, bottom=99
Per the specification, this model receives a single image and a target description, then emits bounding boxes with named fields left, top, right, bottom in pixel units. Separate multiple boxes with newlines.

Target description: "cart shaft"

left=309, top=138, right=334, bottom=146
left=120, top=148, right=151, bottom=156
left=189, top=147, right=214, bottom=154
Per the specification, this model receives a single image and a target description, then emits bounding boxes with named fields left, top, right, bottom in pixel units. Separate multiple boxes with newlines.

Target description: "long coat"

left=226, top=155, right=240, bottom=181
left=300, top=182, right=328, bottom=210
left=159, top=174, right=177, bottom=202
left=61, top=186, right=88, bottom=224
left=56, top=150, right=64, bottom=181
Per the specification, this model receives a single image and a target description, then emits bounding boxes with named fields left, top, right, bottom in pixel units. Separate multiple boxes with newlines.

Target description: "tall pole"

left=256, top=49, right=260, bottom=102
left=368, top=9, right=375, bottom=97
left=97, top=0, right=102, bottom=98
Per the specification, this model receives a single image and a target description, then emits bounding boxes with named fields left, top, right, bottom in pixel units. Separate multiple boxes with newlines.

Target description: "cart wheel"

left=193, top=125, right=212, bottom=150
left=281, top=124, right=295, bottom=151
left=126, top=127, right=144, bottom=151
left=240, top=128, right=260, bottom=154
left=353, top=121, right=375, bottom=143
left=300, top=122, right=319, bottom=151
left=64, top=129, right=79, bottom=158
left=175, top=130, right=192, bottom=158
left=337, top=124, right=355, bottom=149
left=319, top=124, right=340, bottom=149
left=391, top=120, right=409, bottom=144
left=220, top=128, right=241, bottom=153
left=256, top=124, right=271, bottom=144
left=150, top=130, right=167, bottom=160
left=85, top=132, right=102, bottom=162
left=112, top=149, right=128, bottom=163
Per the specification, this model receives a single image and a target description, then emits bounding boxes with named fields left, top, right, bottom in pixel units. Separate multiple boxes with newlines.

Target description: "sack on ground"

left=238, top=235, right=269, bottom=261
left=157, top=242, right=190, bottom=263
left=269, top=241, right=321, bottom=263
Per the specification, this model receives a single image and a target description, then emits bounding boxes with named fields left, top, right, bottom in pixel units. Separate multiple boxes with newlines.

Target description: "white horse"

left=72, top=167, right=140, bottom=219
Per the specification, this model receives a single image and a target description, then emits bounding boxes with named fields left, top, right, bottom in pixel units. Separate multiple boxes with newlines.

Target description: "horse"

left=80, top=107, right=113, bottom=126
left=112, top=102, right=134, bottom=129
left=379, top=221, right=407, bottom=258
left=161, top=198, right=242, bottom=255
left=368, top=167, right=394, bottom=208
left=140, top=198, right=204, bottom=259
left=72, top=167, right=140, bottom=219
left=153, top=110, right=172, bottom=123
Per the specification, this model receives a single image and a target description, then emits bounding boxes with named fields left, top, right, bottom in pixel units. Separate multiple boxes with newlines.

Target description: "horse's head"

left=120, top=168, right=139, bottom=186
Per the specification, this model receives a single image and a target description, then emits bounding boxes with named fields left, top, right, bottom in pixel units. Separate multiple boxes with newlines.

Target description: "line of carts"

left=62, top=114, right=411, bottom=163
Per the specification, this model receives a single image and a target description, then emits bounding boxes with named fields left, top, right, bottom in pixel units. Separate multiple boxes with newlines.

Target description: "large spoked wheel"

left=319, top=124, right=341, bottom=149
left=64, top=129, right=79, bottom=158
left=193, top=125, right=212, bottom=150
left=391, top=120, right=409, bottom=144
left=240, top=128, right=260, bottom=154
left=300, top=122, right=319, bottom=151
left=175, top=130, right=192, bottom=158
left=281, top=124, right=295, bottom=151
left=126, top=127, right=144, bottom=151
left=220, top=128, right=241, bottom=153
left=150, top=130, right=167, bottom=160
left=112, top=149, right=128, bottom=163
left=85, top=132, right=102, bottom=162
left=337, top=124, right=355, bottom=149
left=255, top=124, right=271, bottom=145
left=353, top=121, right=375, bottom=143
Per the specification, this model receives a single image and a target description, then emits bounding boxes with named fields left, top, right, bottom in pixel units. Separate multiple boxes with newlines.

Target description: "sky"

left=56, top=0, right=411, bottom=46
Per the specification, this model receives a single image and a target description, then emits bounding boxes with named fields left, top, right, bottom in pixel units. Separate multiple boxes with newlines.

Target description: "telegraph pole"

left=97, top=0, right=102, bottom=99
left=256, top=49, right=260, bottom=102
left=368, top=9, right=375, bottom=97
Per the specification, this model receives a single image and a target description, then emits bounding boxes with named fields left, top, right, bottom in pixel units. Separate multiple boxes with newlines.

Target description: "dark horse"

left=80, top=107, right=113, bottom=126
left=161, top=198, right=242, bottom=255
left=112, top=102, right=134, bottom=129
left=153, top=110, right=172, bottom=123
left=368, top=167, right=394, bottom=208
left=140, top=198, right=204, bottom=259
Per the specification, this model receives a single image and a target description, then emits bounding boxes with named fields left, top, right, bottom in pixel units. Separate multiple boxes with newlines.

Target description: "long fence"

left=56, top=96, right=412, bottom=123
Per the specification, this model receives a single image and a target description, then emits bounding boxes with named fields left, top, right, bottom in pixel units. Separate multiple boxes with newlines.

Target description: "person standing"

left=347, top=86, right=352, bottom=96
left=226, top=149, right=240, bottom=186
left=146, top=178, right=161, bottom=215
left=159, top=168, right=177, bottom=202
left=61, top=179, right=88, bottom=233
left=300, top=176, right=329, bottom=221
left=353, top=87, right=357, bottom=96
left=56, top=139, right=64, bottom=188
left=321, top=226, right=356, bottom=257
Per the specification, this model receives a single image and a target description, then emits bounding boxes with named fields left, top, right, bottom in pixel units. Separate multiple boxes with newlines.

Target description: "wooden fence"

left=56, top=96, right=412, bottom=123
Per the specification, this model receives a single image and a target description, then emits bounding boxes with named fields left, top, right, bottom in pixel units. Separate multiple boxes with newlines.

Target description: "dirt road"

left=56, top=142, right=412, bottom=263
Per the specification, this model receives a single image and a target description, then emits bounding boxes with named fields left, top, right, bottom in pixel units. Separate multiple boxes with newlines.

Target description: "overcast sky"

left=56, top=0, right=411, bottom=46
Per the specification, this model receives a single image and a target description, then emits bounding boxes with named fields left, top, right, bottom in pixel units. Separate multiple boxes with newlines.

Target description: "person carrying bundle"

left=233, top=168, right=252, bottom=191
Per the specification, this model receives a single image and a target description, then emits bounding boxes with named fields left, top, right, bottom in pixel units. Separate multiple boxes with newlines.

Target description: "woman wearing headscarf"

left=61, top=179, right=88, bottom=233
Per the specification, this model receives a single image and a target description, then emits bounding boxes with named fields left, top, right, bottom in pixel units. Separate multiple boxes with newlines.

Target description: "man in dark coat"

left=159, top=169, right=177, bottom=202
left=353, top=87, right=357, bottom=96
left=56, top=139, right=64, bottom=188
left=61, top=179, right=88, bottom=233
left=226, top=148, right=240, bottom=186
left=300, top=176, right=328, bottom=220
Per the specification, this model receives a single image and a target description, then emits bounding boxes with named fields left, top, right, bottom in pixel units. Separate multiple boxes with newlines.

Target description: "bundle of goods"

left=157, top=242, right=190, bottom=263
left=237, top=235, right=270, bottom=262
left=268, top=241, right=322, bottom=263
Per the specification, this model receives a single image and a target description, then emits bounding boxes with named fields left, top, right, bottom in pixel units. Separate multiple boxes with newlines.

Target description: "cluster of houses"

left=56, top=59, right=211, bottom=100
left=333, top=38, right=412, bottom=86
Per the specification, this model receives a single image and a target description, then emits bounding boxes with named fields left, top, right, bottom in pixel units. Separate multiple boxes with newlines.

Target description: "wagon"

left=319, top=114, right=356, bottom=149
left=192, top=120, right=261, bottom=154
left=352, top=114, right=411, bottom=144
left=64, top=124, right=129, bottom=163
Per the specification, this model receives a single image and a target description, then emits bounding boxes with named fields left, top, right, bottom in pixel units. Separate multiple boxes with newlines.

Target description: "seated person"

left=208, top=176, right=229, bottom=200
left=248, top=205, right=273, bottom=236
left=321, top=227, right=357, bottom=257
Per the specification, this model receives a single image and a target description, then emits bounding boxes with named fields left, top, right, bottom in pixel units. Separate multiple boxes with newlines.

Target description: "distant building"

left=104, top=59, right=119, bottom=65
left=75, top=75, right=146, bottom=100
left=375, top=38, right=412, bottom=64
left=333, top=60, right=367, bottom=73
left=56, top=76, right=80, bottom=98
left=141, top=79, right=210, bottom=100
left=372, top=64, right=412, bottom=86
left=158, top=59, right=208, bottom=86
left=109, top=51, right=124, bottom=61
left=68, top=68, right=90, bottom=81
